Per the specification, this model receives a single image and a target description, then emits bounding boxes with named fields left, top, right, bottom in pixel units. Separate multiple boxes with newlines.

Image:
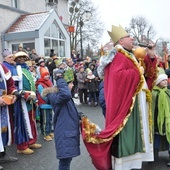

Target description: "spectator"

left=36, top=58, right=49, bottom=79
left=98, top=80, right=106, bottom=117
left=29, top=49, right=40, bottom=61
left=42, top=68, right=81, bottom=170
left=36, top=71, right=54, bottom=141
left=152, top=74, right=170, bottom=166
left=76, top=66, right=88, bottom=104
left=45, top=54, right=58, bottom=83
left=86, top=70, right=98, bottom=107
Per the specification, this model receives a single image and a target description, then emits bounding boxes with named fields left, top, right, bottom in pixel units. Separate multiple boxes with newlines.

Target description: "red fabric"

left=1, top=63, right=17, bottom=94
left=82, top=52, right=141, bottom=170
left=144, top=55, right=157, bottom=90
left=40, top=66, right=49, bottom=76
left=36, top=78, right=53, bottom=105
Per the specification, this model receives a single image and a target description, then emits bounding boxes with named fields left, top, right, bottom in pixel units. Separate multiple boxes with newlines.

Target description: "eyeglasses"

left=120, top=35, right=131, bottom=39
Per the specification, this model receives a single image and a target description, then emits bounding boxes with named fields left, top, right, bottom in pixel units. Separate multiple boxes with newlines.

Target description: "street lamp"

left=69, top=0, right=92, bottom=59
left=79, top=11, right=92, bottom=59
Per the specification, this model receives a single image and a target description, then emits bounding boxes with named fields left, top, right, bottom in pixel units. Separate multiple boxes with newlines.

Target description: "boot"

left=44, top=135, right=52, bottom=141
left=154, top=148, right=159, bottom=161
left=29, top=143, right=42, bottom=149
left=17, top=148, right=34, bottom=155
left=167, top=151, right=170, bottom=166
left=49, top=133, right=54, bottom=138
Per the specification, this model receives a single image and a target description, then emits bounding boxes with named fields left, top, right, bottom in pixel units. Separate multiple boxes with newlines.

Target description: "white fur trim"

left=97, top=48, right=117, bottom=79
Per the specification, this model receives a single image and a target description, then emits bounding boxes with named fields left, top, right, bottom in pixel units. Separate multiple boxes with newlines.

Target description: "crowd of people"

left=1, top=25, right=170, bottom=170
left=0, top=45, right=103, bottom=170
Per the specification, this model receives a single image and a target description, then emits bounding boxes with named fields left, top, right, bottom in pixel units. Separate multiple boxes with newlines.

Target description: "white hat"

left=155, top=74, right=168, bottom=85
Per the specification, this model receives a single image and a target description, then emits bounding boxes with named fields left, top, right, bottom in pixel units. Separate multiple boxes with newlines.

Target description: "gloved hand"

left=53, top=68, right=65, bottom=81
left=13, top=90, right=26, bottom=100
left=78, top=112, right=87, bottom=120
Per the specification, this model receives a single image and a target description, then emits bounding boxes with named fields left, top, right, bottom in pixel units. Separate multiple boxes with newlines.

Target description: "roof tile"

left=6, top=11, right=49, bottom=33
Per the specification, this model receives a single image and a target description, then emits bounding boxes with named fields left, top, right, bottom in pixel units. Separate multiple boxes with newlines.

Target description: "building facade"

left=0, top=0, right=70, bottom=60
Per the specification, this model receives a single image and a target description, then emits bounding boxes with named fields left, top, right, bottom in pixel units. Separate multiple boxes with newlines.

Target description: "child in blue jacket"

left=42, top=68, right=81, bottom=170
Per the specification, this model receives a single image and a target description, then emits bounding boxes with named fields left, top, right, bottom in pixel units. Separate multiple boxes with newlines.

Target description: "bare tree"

left=127, top=16, right=156, bottom=44
left=68, top=0, right=105, bottom=57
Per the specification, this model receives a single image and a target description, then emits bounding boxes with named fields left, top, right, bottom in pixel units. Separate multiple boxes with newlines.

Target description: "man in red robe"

left=82, top=25, right=153, bottom=170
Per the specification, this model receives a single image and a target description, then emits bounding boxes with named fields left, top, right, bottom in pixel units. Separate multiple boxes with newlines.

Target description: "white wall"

left=57, top=0, right=69, bottom=25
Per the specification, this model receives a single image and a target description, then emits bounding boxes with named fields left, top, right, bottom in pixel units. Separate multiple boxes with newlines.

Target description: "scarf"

left=36, top=78, right=53, bottom=88
left=153, top=86, right=170, bottom=142
left=16, top=62, right=29, bottom=70
left=3, top=61, right=18, bottom=76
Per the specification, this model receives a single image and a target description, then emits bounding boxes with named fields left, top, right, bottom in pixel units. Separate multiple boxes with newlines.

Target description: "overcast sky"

left=92, top=0, right=170, bottom=44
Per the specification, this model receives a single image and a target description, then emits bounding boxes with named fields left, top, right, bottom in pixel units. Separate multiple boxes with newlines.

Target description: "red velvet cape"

left=144, top=55, right=157, bottom=90
left=82, top=51, right=142, bottom=170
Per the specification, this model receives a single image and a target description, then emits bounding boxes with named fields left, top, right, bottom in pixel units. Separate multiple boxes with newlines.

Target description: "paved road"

left=1, top=104, right=170, bottom=170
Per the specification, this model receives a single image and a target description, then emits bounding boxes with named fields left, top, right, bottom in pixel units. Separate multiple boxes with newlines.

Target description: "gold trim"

left=1, top=127, right=7, bottom=133
left=143, top=89, right=153, bottom=143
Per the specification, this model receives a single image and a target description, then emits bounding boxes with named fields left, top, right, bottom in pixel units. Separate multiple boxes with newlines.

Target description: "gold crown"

left=108, top=25, right=128, bottom=44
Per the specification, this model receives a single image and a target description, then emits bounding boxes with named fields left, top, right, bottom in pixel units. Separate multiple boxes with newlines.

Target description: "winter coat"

left=98, top=81, right=106, bottom=117
left=46, top=78, right=80, bottom=159
left=76, top=72, right=87, bottom=89
left=86, top=75, right=98, bottom=93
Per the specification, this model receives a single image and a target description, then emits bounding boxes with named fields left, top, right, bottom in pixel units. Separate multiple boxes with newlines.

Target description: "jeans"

left=40, top=108, right=52, bottom=136
left=88, top=92, right=97, bottom=102
left=59, top=158, right=72, bottom=170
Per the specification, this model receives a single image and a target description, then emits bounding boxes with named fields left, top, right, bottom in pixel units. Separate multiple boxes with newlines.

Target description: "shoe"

left=29, top=143, right=42, bottom=149
left=17, top=148, right=34, bottom=155
left=88, top=102, right=92, bottom=106
left=49, top=133, right=54, bottom=138
left=0, top=165, right=3, bottom=170
left=0, top=154, right=18, bottom=163
left=94, top=102, right=98, bottom=106
left=44, top=135, right=52, bottom=141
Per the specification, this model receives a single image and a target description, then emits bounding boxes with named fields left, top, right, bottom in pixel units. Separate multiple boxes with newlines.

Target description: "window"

left=12, top=42, right=35, bottom=54
left=51, top=23, right=58, bottom=38
left=48, top=0, right=58, bottom=5
left=44, top=21, right=66, bottom=57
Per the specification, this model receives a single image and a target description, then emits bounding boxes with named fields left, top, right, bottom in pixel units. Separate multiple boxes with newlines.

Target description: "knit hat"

left=155, top=74, right=168, bottom=85
left=2, top=49, right=13, bottom=58
left=55, top=58, right=65, bottom=67
left=41, top=71, right=50, bottom=78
